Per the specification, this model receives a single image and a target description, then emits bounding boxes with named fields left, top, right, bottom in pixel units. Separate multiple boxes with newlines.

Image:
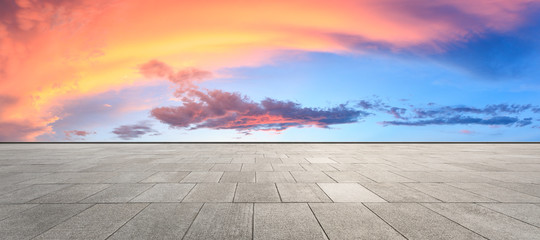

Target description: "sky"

left=1, top=0, right=540, bottom=142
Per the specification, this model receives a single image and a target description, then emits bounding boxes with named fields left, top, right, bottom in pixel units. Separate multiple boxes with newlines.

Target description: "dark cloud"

left=413, top=104, right=533, bottom=118
left=112, top=121, right=159, bottom=140
left=151, top=89, right=365, bottom=132
left=381, top=116, right=520, bottom=127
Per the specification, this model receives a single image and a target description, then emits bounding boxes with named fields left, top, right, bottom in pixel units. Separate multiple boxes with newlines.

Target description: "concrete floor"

left=0, top=144, right=539, bottom=240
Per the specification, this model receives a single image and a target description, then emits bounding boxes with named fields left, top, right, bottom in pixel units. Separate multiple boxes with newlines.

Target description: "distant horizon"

left=1, top=0, right=540, bottom=141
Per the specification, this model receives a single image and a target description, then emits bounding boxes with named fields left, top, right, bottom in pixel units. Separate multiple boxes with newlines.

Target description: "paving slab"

left=357, top=171, right=415, bottom=183
left=108, top=203, right=202, bottom=240
left=254, top=203, right=326, bottom=240
left=324, top=171, right=373, bottom=183
left=181, top=172, right=223, bottom=183
left=81, top=184, right=153, bottom=203
left=318, top=183, right=386, bottom=202
left=290, top=171, right=335, bottom=183
left=220, top=171, right=256, bottom=183
left=0, top=184, right=70, bottom=203
left=256, top=171, right=296, bottom=183
left=30, top=184, right=110, bottom=203
left=211, top=163, right=243, bottom=171
left=405, top=183, right=495, bottom=202
left=271, top=164, right=305, bottom=171
left=310, top=203, right=405, bottom=240
left=276, top=183, right=332, bottom=202
left=0, top=204, right=91, bottom=240
left=423, top=203, right=540, bottom=240
left=183, top=183, right=236, bottom=202
left=234, top=183, right=281, bottom=202
left=366, top=203, right=484, bottom=240
left=184, top=203, right=252, bottom=240
left=0, top=204, right=38, bottom=221
left=140, top=172, right=189, bottom=183
left=131, top=183, right=195, bottom=202
left=449, top=183, right=540, bottom=202
left=242, top=163, right=273, bottom=172
left=34, top=203, right=147, bottom=240
left=479, top=203, right=540, bottom=227
left=361, top=183, right=441, bottom=202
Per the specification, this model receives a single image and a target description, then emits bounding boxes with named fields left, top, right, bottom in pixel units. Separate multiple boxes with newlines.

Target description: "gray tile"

left=276, top=183, right=331, bottom=202
left=405, top=183, right=495, bottom=202
left=300, top=163, right=337, bottom=171
left=358, top=171, right=415, bottom=182
left=362, top=183, right=441, bottom=202
left=480, top=203, right=540, bottom=227
left=131, top=183, right=194, bottom=202
left=0, top=184, right=69, bottom=203
left=35, top=203, right=147, bottom=240
left=0, top=204, right=90, bottom=240
left=290, top=172, right=335, bottom=183
left=211, top=164, right=242, bottom=171
left=103, top=171, right=156, bottom=183
left=220, top=172, right=256, bottom=183
left=234, top=183, right=280, bottom=202
left=242, top=163, right=273, bottom=171
left=108, top=203, right=202, bottom=240
left=183, top=183, right=236, bottom=202
left=306, top=157, right=336, bottom=163
left=393, top=171, right=452, bottom=182
left=366, top=203, right=484, bottom=240
left=81, top=184, right=153, bottom=203
left=423, top=203, right=540, bottom=240
left=254, top=203, right=326, bottom=240
left=449, top=183, right=540, bottom=202
left=184, top=203, right=252, bottom=240
left=488, top=182, right=540, bottom=198
left=30, top=184, right=110, bottom=203
left=256, top=172, right=296, bottom=183
left=310, top=203, right=405, bottom=240
left=318, top=183, right=386, bottom=202
left=0, top=204, right=38, bottom=221
left=140, top=172, right=189, bottom=183
left=324, top=171, right=373, bottom=183
left=181, top=172, right=223, bottom=183
left=271, top=164, right=304, bottom=171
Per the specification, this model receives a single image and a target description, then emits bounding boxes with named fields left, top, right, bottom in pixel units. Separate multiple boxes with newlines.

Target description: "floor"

left=0, top=144, right=539, bottom=240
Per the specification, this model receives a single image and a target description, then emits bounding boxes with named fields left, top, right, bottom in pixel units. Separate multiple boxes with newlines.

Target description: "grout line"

left=307, top=203, right=330, bottom=240
left=105, top=202, right=151, bottom=239
left=418, top=203, right=490, bottom=240
left=181, top=203, right=205, bottom=240
left=362, top=203, right=410, bottom=240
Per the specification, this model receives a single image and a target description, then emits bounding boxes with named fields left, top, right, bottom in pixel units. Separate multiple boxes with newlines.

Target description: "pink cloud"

left=460, top=129, right=473, bottom=134
left=64, top=130, right=95, bottom=140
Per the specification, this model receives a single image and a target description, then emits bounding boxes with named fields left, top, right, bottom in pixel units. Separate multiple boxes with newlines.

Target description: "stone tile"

left=30, top=184, right=110, bottom=203
left=489, top=182, right=540, bottom=198
left=241, top=163, right=273, bottom=171
left=140, top=172, right=189, bottom=183
left=81, top=184, right=153, bottom=203
left=432, top=171, right=499, bottom=183
left=393, top=171, right=452, bottom=182
left=318, top=183, right=386, bottom=202
left=254, top=203, right=326, bottom=240
left=102, top=171, right=156, bottom=183
left=449, top=183, right=540, bottom=202
left=480, top=203, right=540, bottom=227
left=108, top=203, right=202, bottom=240
left=310, top=203, right=405, bottom=240
left=184, top=203, right=252, bottom=240
left=366, top=203, right=484, bottom=240
left=220, top=171, right=256, bottom=183
left=183, top=183, right=236, bottom=202
left=181, top=172, right=223, bottom=183
left=423, top=203, right=540, bottom=240
left=357, top=171, right=415, bottom=183
left=131, top=183, right=195, bottom=202
left=234, top=183, right=280, bottom=202
left=35, top=203, right=147, bottom=240
left=324, top=171, right=373, bottom=183
left=255, top=158, right=283, bottom=164
left=306, top=157, right=336, bottom=163
left=405, top=183, right=495, bottom=202
left=256, top=171, right=296, bottom=183
left=0, top=204, right=90, bottom=240
left=361, top=183, right=441, bottom=202
left=276, top=183, right=331, bottom=202
left=290, top=172, right=335, bottom=183
left=0, top=184, right=70, bottom=203
left=0, top=204, right=37, bottom=221
left=300, top=163, right=337, bottom=171
left=211, top=163, right=242, bottom=171
left=271, top=164, right=304, bottom=171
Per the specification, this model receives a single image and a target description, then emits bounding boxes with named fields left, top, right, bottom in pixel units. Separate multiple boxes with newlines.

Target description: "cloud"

left=151, top=89, right=365, bottom=132
left=139, top=60, right=213, bottom=93
left=64, top=130, right=95, bottom=140
left=112, top=121, right=159, bottom=140
left=381, top=116, right=521, bottom=127
left=0, top=120, right=51, bottom=141
left=460, top=129, right=473, bottom=134
left=413, top=104, right=533, bottom=118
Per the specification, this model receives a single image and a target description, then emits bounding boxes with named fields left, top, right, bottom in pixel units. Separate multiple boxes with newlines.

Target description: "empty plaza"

left=0, top=143, right=539, bottom=239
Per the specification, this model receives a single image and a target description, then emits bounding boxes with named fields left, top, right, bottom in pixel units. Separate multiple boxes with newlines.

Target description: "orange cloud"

left=0, top=0, right=535, bottom=140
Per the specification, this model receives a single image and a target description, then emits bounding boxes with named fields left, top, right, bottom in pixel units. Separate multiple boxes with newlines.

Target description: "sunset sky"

left=1, top=0, right=540, bottom=141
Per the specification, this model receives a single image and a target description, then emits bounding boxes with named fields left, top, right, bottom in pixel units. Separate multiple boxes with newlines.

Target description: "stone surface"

left=1, top=143, right=539, bottom=239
